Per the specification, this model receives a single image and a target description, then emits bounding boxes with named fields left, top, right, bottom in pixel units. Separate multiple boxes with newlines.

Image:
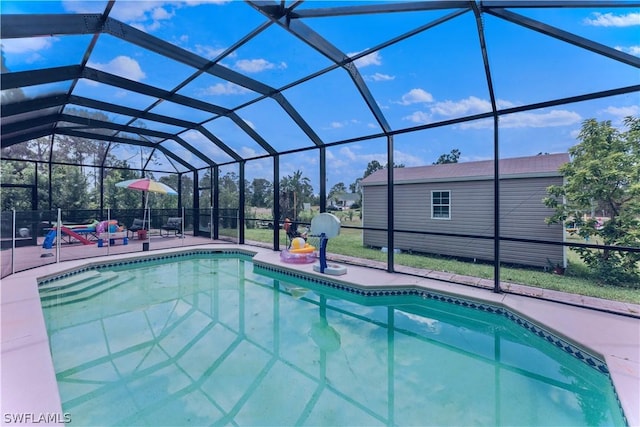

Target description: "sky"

left=1, top=0, right=639, bottom=193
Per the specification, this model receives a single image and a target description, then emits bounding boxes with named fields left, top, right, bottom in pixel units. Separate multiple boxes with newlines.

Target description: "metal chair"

left=160, top=217, right=182, bottom=237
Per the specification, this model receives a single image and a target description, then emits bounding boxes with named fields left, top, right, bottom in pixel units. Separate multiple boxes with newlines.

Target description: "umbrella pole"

left=145, top=191, right=151, bottom=248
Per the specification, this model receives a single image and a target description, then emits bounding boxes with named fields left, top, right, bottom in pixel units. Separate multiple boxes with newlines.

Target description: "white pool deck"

left=1, top=244, right=639, bottom=426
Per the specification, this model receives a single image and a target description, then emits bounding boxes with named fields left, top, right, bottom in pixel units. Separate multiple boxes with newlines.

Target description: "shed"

left=360, top=153, right=569, bottom=268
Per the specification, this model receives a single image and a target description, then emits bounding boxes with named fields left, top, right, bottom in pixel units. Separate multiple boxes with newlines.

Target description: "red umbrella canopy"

left=115, top=178, right=177, bottom=195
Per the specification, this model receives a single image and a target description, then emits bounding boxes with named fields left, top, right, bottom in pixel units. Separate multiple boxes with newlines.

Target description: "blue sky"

left=2, top=1, right=638, bottom=192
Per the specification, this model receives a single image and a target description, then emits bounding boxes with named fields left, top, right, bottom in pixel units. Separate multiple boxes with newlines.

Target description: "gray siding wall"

left=362, top=176, right=564, bottom=267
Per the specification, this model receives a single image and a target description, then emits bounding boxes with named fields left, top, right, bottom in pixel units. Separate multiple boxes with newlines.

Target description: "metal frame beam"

left=485, top=7, right=640, bottom=68
left=292, top=1, right=472, bottom=18
left=1, top=127, right=55, bottom=147
left=0, top=13, right=103, bottom=38
left=481, top=1, right=640, bottom=8
left=249, top=0, right=391, bottom=134
left=56, top=128, right=195, bottom=171
left=472, top=2, right=501, bottom=293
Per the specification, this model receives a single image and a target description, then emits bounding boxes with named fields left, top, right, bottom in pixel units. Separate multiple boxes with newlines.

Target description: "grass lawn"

left=241, top=225, right=639, bottom=305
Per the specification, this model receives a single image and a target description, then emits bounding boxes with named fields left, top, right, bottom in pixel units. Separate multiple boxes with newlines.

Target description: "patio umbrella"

left=115, top=178, right=178, bottom=234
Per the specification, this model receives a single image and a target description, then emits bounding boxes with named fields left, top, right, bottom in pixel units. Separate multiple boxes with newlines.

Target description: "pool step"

left=39, top=270, right=102, bottom=291
left=40, top=271, right=132, bottom=308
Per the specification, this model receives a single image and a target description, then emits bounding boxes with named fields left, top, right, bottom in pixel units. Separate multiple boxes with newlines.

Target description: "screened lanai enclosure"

left=1, top=1, right=639, bottom=289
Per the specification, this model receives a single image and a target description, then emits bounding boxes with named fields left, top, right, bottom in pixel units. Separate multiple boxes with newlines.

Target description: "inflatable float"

left=279, top=214, right=347, bottom=276
left=280, top=237, right=317, bottom=264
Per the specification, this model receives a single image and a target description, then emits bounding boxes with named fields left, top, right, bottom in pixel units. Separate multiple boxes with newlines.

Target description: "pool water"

left=40, top=254, right=626, bottom=426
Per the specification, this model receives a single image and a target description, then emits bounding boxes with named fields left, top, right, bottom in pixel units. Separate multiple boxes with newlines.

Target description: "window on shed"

left=431, top=190, right=450, bottom=219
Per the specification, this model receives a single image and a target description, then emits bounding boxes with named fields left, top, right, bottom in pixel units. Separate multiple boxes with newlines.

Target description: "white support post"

left=56, top=208, right=61, bottom=262
left=11, top=209, right=16, bottom=275
left=107, top=209, right=111, bottom=255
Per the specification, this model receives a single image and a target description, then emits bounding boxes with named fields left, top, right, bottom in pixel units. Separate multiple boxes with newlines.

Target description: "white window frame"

left=431, top=190, right=451, bottom=220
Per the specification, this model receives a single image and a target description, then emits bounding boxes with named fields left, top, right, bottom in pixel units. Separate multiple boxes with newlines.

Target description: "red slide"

left=60, top=226, right=95, bottom=245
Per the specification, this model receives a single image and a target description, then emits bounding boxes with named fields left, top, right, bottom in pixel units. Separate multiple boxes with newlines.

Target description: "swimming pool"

left=39, top=251, right=626, bottom=426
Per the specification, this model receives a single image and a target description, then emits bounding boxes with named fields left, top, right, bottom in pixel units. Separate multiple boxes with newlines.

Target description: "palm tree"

left=280, top=170, right=312, bottom=219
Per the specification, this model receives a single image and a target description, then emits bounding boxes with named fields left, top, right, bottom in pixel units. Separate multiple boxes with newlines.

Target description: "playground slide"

left=42, top=227, right=95, bottom=249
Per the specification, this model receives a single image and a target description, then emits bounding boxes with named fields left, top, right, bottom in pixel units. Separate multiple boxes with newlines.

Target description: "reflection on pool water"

left=40, top=253, right=626, bottom=426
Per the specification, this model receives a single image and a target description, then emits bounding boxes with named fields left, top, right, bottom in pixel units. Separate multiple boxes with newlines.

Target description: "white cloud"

left=496, top=98, right=517, bottom=109
left=339, top=146, right=358, bottom=161
left=1, top=37, right=54, bottom=54
left=77, top=78, right=99, bottom=88
left=393, top=149, right=425, bottom=167
left=399, top=88, right=434, bottom=106
left=201, top=82, right=251, bottom=96
left=240, top=146, right=259, bottom=158
left=235, top=58, right=284, bottom=73
left=114, top=89, right=129, bottom=99
left=460, top=109, right=582, bottom=129
left=324, top=119, right=361, bottom=130
left=348, top=50, right=382, bottom=68
left=601, top=105, right=640, bottom=120
left=326, top=149, right=350, bottom=170
left=366, top=73, right=395, bottom=82
left=502, top=110, right=582, bottom=128
left=110, top=2, right=163, bottom=23
left=457, top=117, right=492, bottom=129
left=143, top=20, right=163, bottom=32
left=403, top=111, right=432, bottom=124
left=583, top=12, right=640, bottom=27
left=615, top=45, right=640, bottom=56
left=152, top=6, right=174, bottom=20
left=430, top=96, right=491, bottom=117
left=193, top=44, right=227, bottom=59
left=88, top=56, right=146, bottom=81
left=402, top=96, right=522, bottom=125
left=183, top=129, right=207, bottom=142
left=105, top=1, right=230, bottom=32
left=334, top=147, right=422, bottom=169
left=326, top=146, right=394, bottom=174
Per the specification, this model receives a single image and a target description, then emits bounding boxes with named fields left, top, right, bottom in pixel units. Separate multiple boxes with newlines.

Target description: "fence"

left=0, top=208, right=226, bottom=278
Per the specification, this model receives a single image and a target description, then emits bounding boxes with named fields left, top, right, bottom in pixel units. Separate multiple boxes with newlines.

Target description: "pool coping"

left=1, top=244, right=638, bottom=426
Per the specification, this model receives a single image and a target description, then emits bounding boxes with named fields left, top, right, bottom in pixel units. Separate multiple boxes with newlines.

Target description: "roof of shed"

left=361, top=153, right=570, bottom=185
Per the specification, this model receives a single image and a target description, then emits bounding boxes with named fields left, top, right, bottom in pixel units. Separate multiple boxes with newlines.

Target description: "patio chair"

left=127, top=218, right=148, bottom=239
left=284, top=218, right=307, bottom=248
left=160, top=217, right=182, bottom=237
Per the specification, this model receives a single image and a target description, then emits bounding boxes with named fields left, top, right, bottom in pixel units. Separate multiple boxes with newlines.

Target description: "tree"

left=280, top=170, right=313, bottom=219
left=347, top=160, right=405, bottom=208
left=363, top=160, right=384, bottom=178
left=219, top=171, right=239, bottom=209
left=52, top=165, right=88, bottom=210
left=361, top=160, right=405, bottom=179
left=328, top=182, right=347, bottom=205
left=433, top=149, right=461, bottom=164
left=349, top=178, right=361, bottom=194
left=1, top=107, right=155, bottom=212
left=544, top=117, right=640, bottom=285
left=250, top=178, right=273, bottom=208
